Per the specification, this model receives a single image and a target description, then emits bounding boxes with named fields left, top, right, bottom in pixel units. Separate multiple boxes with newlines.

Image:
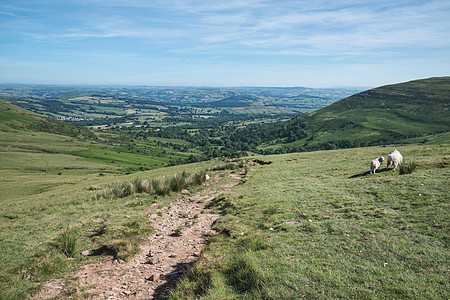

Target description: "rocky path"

left=37, top=171, right=244, bottom=299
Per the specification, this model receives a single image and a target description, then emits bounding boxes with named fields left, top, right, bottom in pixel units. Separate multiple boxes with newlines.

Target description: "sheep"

left=370, top=156, right=385, bottom=174
left=387, top=149, right=403, bottom=171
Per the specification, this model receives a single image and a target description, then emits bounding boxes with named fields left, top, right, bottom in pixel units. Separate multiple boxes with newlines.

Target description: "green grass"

left=0, top=142, right=238, bottom=299
left=171, top=144, right=449, bottom=299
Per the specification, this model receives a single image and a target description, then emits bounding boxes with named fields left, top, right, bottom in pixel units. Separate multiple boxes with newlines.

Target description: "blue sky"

left=1, top=0, right=449, bottom=87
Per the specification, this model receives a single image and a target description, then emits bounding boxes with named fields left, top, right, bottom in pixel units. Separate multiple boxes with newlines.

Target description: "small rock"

left=146, top=257, right=161, bottom=265
left=169, top=254, right=178, bottom=258
left=147, top=273, right=160, bottom=281
left=269, top=228, right=274, bottom=231
left=205, top=174, right=211, bottom=180
left=92, top=218, right=105, bottom=223
left=121, top=290, right=131, bottom=296
left=81, top=250, right=90, bottom=256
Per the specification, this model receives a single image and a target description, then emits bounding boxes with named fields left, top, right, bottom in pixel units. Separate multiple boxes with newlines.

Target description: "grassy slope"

left=0, top=100, right=189, bottom=174
left=258, top=77, right=450, bottom=151
left=0, top=155, right=217, bottom=299
left=172, top=144, right=449, bottom=299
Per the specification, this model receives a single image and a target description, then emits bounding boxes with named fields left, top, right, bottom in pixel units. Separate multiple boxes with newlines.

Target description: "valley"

left=0, top=77, right=449, bottom=299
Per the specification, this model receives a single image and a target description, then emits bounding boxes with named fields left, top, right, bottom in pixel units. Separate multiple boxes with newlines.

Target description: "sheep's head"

left=379, top=157, right=385, bottom=163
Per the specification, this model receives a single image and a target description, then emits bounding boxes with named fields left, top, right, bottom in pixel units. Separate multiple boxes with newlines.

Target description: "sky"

left=0, top=0, right=449, bottom=88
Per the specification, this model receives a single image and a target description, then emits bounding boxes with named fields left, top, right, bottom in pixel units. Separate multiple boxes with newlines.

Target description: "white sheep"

left=370, top=156, right=385, bottom=174
left=387, top=149, right=403, bottom=171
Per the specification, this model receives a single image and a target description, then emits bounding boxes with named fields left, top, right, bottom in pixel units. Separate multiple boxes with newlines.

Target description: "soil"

left=35, top=170, right=245, bottom=299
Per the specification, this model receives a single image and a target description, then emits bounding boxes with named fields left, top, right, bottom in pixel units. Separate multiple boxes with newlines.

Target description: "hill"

left=226, top=77, right=450, bottom=154
left=0, top=100, right=97, bottom=139
left=206, top=95, right=256, bottom=107
left=0, top=100, right=195, bottom=173
left=1, top=145, right=448, bottom=298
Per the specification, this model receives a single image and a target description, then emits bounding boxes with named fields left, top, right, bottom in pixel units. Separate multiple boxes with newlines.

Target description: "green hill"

left=0, top=100, right=192, bottom=173
left=0, top=100, right=97, bottom=139
left=229, top=77, right=450, bottom=154
left=1, top=144, right=448, bottom=299
left=207, top=95, right=256, bottom=107
left=295, top=76, right=450, bottom=148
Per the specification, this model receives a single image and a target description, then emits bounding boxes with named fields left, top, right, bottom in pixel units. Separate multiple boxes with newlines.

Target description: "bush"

left=168, top=173, right=187, bottom=192
left=134, top=178, right=149, bottom=193
left=152, top=177, right=168, bottom=196
left=399, top=161, right=417, bottom=175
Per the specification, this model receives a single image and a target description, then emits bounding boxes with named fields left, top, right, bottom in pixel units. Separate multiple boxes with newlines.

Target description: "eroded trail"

left=37, top=171, right=244, bottom=299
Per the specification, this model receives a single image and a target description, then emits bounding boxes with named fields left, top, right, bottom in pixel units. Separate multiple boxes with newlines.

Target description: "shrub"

left=168, top=173, right=187, bottom=192
left=134, top=178, right=150, bottom=193
left=399, top=161, right=417, bottom=175
left=152, top=177, right=168, bottom=196
left=192, top=171, right=207, bottom=186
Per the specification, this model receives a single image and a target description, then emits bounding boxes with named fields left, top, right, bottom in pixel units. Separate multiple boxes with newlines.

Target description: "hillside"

left=229, top=77, right=450, bottom=154
left=206, top=95, right=256, bottom=107
left=0, top=100, right=97, bottom=139
left=295, top=76, right=450, bottom=148
left=0, top=100, right=196, bottom=172
left=1, top=145, right=448, bottom=299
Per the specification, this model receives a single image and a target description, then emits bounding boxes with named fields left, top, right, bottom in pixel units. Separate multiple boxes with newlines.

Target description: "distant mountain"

left=0, top=100, right=96, bottom=139
left=226, top=77, right=450, bottom=153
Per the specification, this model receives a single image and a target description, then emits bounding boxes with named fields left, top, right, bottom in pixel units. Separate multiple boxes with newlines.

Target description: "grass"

left=57, top=229, right=78, bottom=258
left=171, top=143, right=449, bottom=299
left=0, top=144, right=241, bottom=299
left=399, top=160, right=417, bottom=175
left=92, top=170, right=208, bottom=200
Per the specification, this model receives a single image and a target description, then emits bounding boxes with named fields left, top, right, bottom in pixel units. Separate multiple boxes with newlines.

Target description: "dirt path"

left=36, top=171, right=244, bottom=299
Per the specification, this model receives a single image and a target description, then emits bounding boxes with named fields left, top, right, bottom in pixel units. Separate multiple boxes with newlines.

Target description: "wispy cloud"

left=1, top=0, right=449, bottom=86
